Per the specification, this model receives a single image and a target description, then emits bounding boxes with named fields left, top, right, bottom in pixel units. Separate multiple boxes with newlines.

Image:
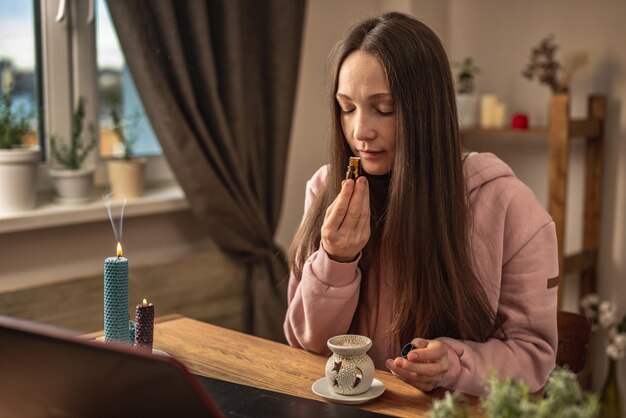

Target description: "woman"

left=283, top=12, right=558, bottom=396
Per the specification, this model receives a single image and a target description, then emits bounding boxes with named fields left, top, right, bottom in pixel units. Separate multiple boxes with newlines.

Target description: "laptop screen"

left=0, top=316, right=223, bottom=418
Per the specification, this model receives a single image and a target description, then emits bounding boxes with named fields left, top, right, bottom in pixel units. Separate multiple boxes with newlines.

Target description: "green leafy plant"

left=453, top=57, right=480, bottom=95
left=111, top=105, right=140, bottom=160
left=50, top=97, right=97, bottom=170
left=107, top=88, right=141, bottom=160
left=430, top=391, right=470, bottom=418
left=430, top=368, right=599, bottom=418
left=0, top=90, right=32, bottom=149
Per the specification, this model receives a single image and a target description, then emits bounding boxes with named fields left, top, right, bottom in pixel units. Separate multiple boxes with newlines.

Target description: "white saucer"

left=311, top=377, right=385, bottom=405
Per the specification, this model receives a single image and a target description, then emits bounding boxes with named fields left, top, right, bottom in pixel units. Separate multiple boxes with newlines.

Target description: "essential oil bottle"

left=345, top=157, right=361, bottom=180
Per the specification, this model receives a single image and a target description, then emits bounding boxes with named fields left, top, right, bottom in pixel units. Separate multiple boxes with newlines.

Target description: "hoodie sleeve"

left=283, top=167, right=362, bottom=354
left=436, top=186, right=559, bottom=396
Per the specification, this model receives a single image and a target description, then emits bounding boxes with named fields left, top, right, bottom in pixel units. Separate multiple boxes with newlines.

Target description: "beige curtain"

left=106, top=0, right=306, bottom=342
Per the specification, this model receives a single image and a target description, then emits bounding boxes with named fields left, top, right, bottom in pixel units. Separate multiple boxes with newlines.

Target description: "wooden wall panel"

left=0, top=250, right=247, bottom=333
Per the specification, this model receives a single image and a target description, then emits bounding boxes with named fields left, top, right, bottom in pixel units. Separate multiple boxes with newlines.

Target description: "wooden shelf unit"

left=461, top=94, right=607, bottom=308
left=548, top=94, right=606, bottom=307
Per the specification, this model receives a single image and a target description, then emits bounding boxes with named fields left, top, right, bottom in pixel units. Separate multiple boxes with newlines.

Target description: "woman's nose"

left=353, top=112, right=375, bottom=142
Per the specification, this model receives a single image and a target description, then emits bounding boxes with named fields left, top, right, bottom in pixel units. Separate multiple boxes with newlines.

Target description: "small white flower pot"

left=456, top=94, right=479, bottom=128
left=49, top=167, right=96, bottom=205
left=0, top=147, right=40, bottom=214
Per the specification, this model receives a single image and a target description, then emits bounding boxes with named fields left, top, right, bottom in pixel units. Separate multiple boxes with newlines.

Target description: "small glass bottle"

left=345, top=157, right=361, bottom=180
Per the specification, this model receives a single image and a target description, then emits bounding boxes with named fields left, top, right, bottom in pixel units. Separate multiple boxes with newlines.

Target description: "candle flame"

left=117, top=242, right=123, bottom=257
left=142, top=298, right=148, bottom=306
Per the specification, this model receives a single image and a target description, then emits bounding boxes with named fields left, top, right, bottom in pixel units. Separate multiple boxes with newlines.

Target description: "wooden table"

left=91, top=315, right=474, bottom=417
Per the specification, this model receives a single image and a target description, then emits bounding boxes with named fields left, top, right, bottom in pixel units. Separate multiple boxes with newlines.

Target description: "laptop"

left=0, top=315, right=224, bottom=418
left=0, top=316, right=388, bottom=418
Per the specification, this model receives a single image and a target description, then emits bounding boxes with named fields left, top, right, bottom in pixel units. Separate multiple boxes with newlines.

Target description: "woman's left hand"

left=385, top=338, right=449, bottom=392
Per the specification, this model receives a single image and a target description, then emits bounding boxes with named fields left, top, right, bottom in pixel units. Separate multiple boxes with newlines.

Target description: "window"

left=0, top=0, right=42, bottom=148
left=96, top=0, right=161, bottom=159
left=39, top=0, right=162, bottom=161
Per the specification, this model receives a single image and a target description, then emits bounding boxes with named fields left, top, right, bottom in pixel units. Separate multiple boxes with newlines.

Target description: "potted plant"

left=106, top=104, right=146, bottom=199
left=0, top=89, right=40, bottom=213
left=453, top=57, right=480, bottom=128
left=49, top=97, right=98, bottom=204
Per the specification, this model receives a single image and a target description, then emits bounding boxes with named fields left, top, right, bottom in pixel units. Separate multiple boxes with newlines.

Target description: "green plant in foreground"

left=430, top=367, right=599, bottom=418
left=50, top=97, right=97, bottom=170
left=430, top=391, right=471, bottom=418
left=539, top=368, right=600, bottom=418
left=0, top=90, right=32, bottom=149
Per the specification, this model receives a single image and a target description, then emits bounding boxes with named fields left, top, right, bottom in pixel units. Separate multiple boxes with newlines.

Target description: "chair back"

left=556, top=310, right=592, bottom=373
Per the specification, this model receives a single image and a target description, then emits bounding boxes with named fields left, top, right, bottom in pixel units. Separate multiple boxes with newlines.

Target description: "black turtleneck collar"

left=364, top=171, right=391, bottom=221
left=366, top=171, right=391, bottom=184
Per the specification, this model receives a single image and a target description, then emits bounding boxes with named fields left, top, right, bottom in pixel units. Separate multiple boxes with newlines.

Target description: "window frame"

left=37, top=0, right=173, bottom=191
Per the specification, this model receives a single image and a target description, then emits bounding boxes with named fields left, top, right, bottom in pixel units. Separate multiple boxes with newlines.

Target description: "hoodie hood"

left=464, top=152, right=516, bottom=193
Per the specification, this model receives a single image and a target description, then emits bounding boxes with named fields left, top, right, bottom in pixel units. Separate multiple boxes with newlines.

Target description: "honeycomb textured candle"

left=104, top=256, right=130, bottom=343
left=134, top=302, right=154, bottom=351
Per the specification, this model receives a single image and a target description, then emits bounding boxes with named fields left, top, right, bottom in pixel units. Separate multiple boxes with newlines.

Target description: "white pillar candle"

left=481, top=94, right=498, bottom=128
left=493, top=102, right=507, bottom=128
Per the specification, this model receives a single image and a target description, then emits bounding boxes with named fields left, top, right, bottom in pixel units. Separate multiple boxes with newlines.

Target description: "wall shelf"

left=460, top=127, right=549, bottom=136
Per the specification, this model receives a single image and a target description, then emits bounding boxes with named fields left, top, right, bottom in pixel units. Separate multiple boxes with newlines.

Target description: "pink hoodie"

left=284, top=152, right=558, bottom=396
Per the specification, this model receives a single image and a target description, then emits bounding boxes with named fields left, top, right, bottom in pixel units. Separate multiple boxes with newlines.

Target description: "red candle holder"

left=511, top=113, right=529, bottom=129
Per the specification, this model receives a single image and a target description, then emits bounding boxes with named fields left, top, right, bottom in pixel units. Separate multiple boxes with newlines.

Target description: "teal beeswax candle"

left=104, top=242, right=130, bottom=343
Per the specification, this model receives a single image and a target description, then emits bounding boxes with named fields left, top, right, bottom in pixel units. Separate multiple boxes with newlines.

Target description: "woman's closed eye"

left=340, top=107, right=393, bottom=116
left=376, top=108, right=394, bottom=116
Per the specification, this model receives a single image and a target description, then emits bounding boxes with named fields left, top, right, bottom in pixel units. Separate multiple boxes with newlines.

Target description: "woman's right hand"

left=321, top=176, right=370, bottom=262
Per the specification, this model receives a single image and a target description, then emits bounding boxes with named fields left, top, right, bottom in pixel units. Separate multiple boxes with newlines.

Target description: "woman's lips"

left=359, top=150, right=384, bottom=159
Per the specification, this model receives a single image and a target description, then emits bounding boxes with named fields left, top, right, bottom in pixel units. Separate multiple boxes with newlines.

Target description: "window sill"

left=0, top=183, right=189, bottom=234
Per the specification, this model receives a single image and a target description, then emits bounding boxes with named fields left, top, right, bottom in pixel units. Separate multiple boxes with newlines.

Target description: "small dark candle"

left=134, top=298, right=154, bottom=351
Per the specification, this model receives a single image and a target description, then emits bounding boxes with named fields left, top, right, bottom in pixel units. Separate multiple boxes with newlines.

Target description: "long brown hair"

left=289, top=12, right=496, bottom=346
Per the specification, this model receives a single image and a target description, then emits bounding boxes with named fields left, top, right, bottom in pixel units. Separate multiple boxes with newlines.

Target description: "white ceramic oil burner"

left=325, top=334, right=375, bottom=395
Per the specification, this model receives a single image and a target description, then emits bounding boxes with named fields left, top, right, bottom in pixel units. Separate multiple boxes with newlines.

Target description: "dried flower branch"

left=522, top=34, right=588, bottom=94
left=560, top=51, right=589, bottom=90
